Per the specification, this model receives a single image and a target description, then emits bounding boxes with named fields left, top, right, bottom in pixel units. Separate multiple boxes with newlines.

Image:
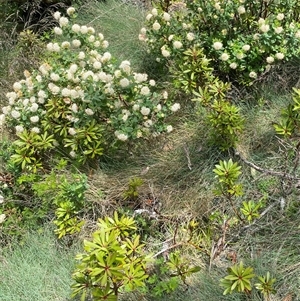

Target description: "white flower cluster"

left=1, top=7, right=179, bottom=148
left=140, top=0, right=300, bottom=85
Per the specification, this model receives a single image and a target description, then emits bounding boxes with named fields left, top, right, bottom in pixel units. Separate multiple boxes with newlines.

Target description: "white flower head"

left=50, top=73, right=60, bottom=82
left=11, top=110, right=21, bottom=119
left=72, top=39, right=81, bottom=48
left=214, top=2, right=221, bottom=10
left=116, top=132, right=128, bottom=141
left=166, top=125, right=173, bottom=133
left=149, top=79, right=156, bottom=86
left=30, top=103, right=39, bottom=112
left=88, top=35, right=95, bottom=43
left=69, top=150, right=76, bottom=158
left=13, top=82, right=22, bottom=92
left=67, top=7, right=76, bottom=16
left=213, top=41, right=223, bottom=50
left=54, top=27, right=63, bottom=35
left=141, top=106, right=150, bottom=116
left=266, top=56, right=274, bottom=64
left=0, top=195, right=4, bottom=204
left=236, top=52, right=244, bottom=60
left=120, top=78, right=130, bottom=88
left=102, top=52, right=112, bottom=62
left=71, top=103, right=78, bottom=113
left=153, top=21, right=161, bottom=31
left=120, top=60, right=131, bottom=74
left=134, top=73, right=148, bottom=83
left=151, top=8, right=158, bottom=16
left=242, top=44, right=250, bottom=51
left=163, top=12, right=171, bottom=21
left=15, top=125, right=24, bottom=133
left=85, top=108, right=94, bottom=116
left=59, top=16, right=69, bottom=27
left=144, top=119, right=153, bottom=127
left=141, top=86, right=150, bottom=96
left=68, top=127, right=77, bottom=135
left=102, top=40, right=109, bottom=48
left=0, top=214, right=6, bottom=224
left=0, top=114, right=5, bottom=126
left=173, top=41, right=183, bottom=49
left=275, top=52, right=284, bottom=60
left=260, top=24, right=270, bottom=33
left=162, top=49, right=170, bottom=57
left=87, top=27, right=95, bottom=34
left=230, top=62, right=238, bottom=69
left=295, top=31, right=300, bottom=38
left=277, top=13, right=285, bottom=21
left=249, top=71, right=257, bottom=79
left=187, top=32, right=195, bottom=41
left=171, top=103, right=180, bottom=112
left=80, top=25, right=88, bottom=34
left=78, top=51, right=85, bottom=60
left=69, top=64, right=78, bottom=74
left=274, top=27, right=283, bottom=34
left=30, top=115, right=39, bottom=123
left=133, top=104, right=140, bottom=111
left=237, top=6, right=245, bottom=14
left=31, top=127, right=40, bottom=133
left=61, top=41, right=70, bottom=49
left=146, top=13, right=153, bottom=21
left=2, top=106, right=11, bottom=115
left=220, top=53, right=229, bottom=61
left=93, top=61, right=102, bottom=69
left=72, top=24, right=80, bottom=33
left=53, top=11, right=61, bottom=20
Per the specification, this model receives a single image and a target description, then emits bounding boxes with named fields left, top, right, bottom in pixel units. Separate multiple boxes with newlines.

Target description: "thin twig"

left=235, top=150, right=300, bottom=181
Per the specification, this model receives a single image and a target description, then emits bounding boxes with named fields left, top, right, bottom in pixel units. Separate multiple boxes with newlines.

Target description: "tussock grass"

left=76, top=0, right=150, bottom=71
left=0, top=226, right=79, bottom=301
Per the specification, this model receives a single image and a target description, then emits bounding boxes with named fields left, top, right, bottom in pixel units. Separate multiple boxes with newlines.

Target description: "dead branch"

left=235, top=150, right=300, bottom=181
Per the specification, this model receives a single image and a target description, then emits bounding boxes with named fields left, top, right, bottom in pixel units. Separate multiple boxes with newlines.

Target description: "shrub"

left=0, top=7, right=179, bottom=170
left=140, top=1, right=300, bottom=85
left=71, top=212, right=150, bottom=301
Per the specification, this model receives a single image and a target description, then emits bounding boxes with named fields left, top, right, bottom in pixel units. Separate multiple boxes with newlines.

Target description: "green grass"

left=76, top=0, right=149, bottom=71
left=0, top=226, right=79, bottom=301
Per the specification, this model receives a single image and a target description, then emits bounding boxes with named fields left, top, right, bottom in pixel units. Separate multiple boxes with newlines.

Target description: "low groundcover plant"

left=0, top=7, right=180, bottom=169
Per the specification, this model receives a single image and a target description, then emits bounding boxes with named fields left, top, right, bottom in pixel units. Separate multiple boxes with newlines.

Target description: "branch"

left=235, top=150, right=300, bottom=181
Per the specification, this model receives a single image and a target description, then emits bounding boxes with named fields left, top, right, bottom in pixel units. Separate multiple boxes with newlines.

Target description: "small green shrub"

left=123, top=177, right=144, bottom=202
left=274, top=87, right=300, bottom=138
left=220, top=262, right=276, bottom=298
left=213, top=159, right=243, bottom=221
left=71, top=212, right=150, bottom=301
left=143, top=251, right=201, bottom=298
left=220, top=262, right=255, bottom=295
left=31, top=163, right=88, bottom=238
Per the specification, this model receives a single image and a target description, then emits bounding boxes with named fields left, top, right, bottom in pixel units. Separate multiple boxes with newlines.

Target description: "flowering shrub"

left=140, top=1, right=300, bottom=84
left=0, top=7, right=179, bottom=169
